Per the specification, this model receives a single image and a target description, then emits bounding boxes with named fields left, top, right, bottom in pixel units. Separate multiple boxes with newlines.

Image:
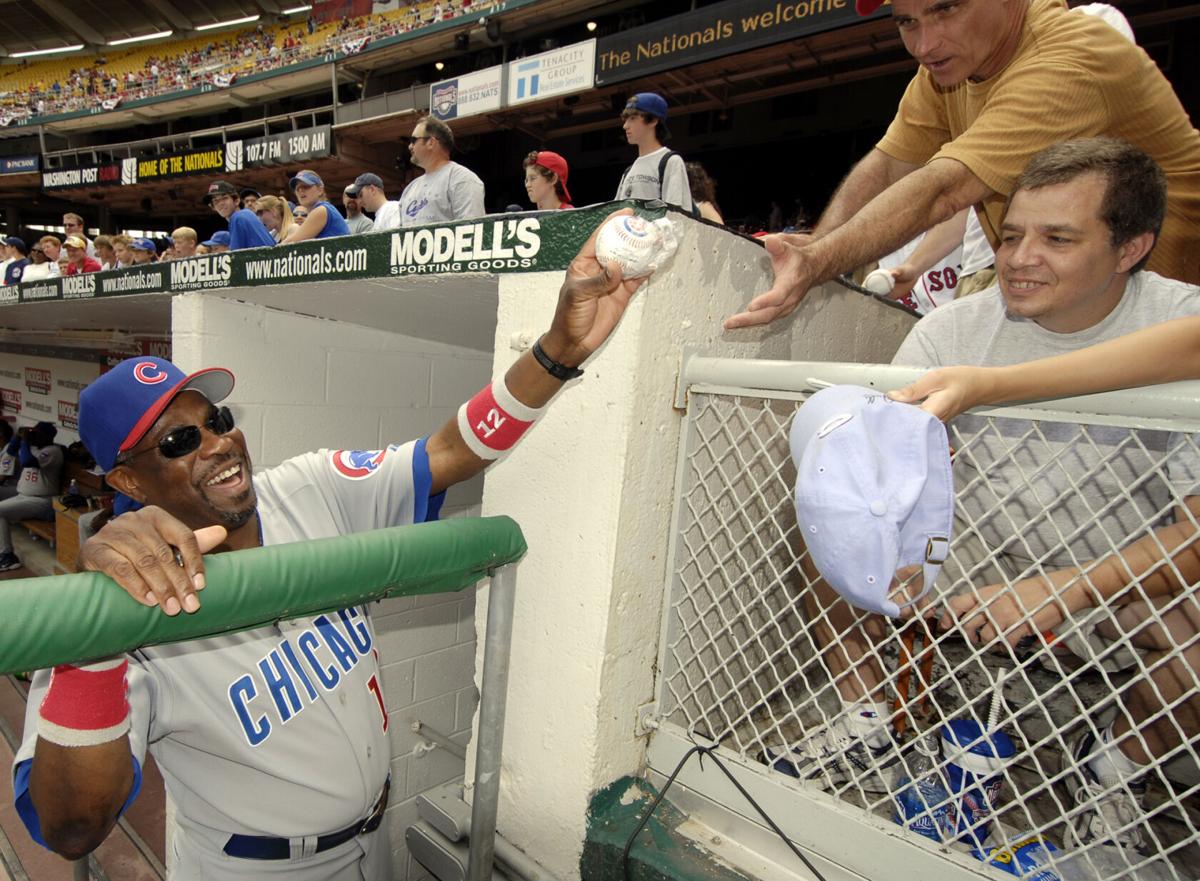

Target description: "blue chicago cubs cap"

left=790, top=385, right=954, bottom=618
left=201, top=230, right=231, bottom=248
left=289, top=169, right=324, bottom=191
left=79, top=357, right=235, bottom=472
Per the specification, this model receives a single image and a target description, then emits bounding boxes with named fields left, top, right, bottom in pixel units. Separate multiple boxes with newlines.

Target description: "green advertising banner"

left=2, top=203, right=661, bottom=307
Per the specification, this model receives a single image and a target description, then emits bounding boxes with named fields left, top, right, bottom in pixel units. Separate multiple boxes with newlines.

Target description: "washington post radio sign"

left=507, top=40, right=595, bottom=107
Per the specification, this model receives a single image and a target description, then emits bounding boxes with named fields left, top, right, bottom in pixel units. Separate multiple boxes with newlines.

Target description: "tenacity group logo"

left=389, top=218, right=542, bottom=276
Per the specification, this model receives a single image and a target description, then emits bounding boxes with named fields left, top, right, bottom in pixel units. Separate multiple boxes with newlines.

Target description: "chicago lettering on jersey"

left=226, top=607, right=375, bottom=746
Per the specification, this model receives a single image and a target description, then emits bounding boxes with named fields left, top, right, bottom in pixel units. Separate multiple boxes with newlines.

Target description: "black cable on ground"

left=620, top=742, right=829, bottom=881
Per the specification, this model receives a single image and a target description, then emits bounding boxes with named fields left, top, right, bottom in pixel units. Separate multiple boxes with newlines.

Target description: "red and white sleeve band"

left=457, top=379, right=546, bottom=461
left=38, top=657, right=131, bottom=748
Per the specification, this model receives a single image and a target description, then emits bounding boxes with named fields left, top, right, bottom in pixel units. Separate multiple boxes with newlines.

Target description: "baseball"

left=595, top=215, right=671, bottom=278
left=863, top=268, right=896, bottom=296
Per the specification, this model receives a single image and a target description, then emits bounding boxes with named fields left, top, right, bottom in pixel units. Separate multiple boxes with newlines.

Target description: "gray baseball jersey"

left=14, top=437, right=443, bottom=880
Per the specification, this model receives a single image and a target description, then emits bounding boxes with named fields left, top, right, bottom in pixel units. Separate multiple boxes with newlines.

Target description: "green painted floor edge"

left=581, top=776, right=756, bottom=881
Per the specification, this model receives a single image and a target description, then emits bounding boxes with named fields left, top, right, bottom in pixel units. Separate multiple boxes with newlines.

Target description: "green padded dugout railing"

left=0, top=516, right=526, bottom=674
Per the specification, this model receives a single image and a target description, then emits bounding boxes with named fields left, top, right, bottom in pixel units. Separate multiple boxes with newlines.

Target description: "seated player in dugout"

left=783, top=139, right=1200, bottom=855
left=11, top=211, right=647, bottom=880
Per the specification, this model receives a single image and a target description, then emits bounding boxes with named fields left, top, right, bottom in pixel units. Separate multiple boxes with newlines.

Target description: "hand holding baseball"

left=594, top=214, right=678, bottom=278
left=540, top=209, right=652, bottom=368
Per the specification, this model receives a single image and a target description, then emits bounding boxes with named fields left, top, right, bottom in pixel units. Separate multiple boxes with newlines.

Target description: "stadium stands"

left=0, top=0, right=479, bottom=124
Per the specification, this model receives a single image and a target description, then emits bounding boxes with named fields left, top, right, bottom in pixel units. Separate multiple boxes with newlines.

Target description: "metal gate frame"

left=646, top=356, right=1200, bottom=881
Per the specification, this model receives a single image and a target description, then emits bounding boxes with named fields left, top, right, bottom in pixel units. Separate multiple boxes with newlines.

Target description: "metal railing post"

left=465, top=562, right=518, bottom=881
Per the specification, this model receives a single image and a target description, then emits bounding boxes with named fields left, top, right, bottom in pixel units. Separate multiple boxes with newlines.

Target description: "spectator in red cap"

left=62, top=236, right=101, bottom=275
left=726, top=0, right=1200, bottom=330
left=523, top=151, right=573, bottom=211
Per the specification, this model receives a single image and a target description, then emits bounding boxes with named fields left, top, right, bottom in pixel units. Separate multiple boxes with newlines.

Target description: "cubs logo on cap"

left=133, top=361, right=170, bottom=385
left=79, top=356, right=235, bottom=472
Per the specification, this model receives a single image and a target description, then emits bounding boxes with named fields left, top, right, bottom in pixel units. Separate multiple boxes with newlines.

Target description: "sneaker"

left=1062, top=730, right=1148, bottom=852
left=763, top=716, right=900, bottom=793
left=0, top=552, right=21, bottom=572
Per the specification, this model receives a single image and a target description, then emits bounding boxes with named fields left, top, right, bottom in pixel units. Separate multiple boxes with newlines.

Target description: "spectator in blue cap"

left=201, top=231, right=231, bottom=253
left=615, top=92, right=693, bottom=214
left=3, top=237, right=28, bottom=286
left=202, top=180, right=274, bottom=251
left=284, top=169, right=350, bottom=243
left=130, top=238, right=157, bottom=265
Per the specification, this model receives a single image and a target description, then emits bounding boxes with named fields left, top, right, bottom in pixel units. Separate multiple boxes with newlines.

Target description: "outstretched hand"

left=724, top=234, right=819, bottom=329
left=80, top=506, right=227, bottom=616
left=888, top=365, right=996, bottom=422
left=540, top=209, right=650, bottom=366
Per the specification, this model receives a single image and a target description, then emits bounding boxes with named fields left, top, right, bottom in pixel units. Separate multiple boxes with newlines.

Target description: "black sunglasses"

left=125, top=406, right=235, bottom=461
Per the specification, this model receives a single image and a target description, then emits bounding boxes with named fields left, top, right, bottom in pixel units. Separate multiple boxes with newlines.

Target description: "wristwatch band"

left=532, top=337, right=584, bottom=381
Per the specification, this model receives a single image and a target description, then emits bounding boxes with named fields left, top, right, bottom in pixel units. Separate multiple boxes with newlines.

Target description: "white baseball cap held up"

left=789, top=385, right=954, bottom=618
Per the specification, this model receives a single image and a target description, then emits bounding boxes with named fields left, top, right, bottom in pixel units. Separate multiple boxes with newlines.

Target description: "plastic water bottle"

left=892, top=732, right=956, bottom=842
left=973, top=834, right=1087, bottom=880
left=67, top=478, right=79, bottom=496
left=942, top=719, right=1016, bottom=846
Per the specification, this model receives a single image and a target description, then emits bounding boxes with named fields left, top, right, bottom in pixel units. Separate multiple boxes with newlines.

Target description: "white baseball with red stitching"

left=595, top=215, right=669, bottom=278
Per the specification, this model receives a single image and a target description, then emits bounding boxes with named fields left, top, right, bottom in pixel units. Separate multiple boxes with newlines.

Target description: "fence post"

left=465, top=563, right=518, bottom=881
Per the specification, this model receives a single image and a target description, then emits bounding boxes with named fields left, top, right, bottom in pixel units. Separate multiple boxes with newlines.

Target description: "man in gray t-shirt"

left=398, top=116, right=485, bottom=227
left=791, top=138, right=1199, bottom=856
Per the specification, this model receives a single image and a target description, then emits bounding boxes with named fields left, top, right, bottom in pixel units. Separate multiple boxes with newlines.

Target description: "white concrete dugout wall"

left=472, top=216, right=913, bottom=877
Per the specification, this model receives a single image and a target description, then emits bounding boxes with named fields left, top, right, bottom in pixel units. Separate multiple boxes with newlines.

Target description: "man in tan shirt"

left=726, top=0, right=1200, bottom=329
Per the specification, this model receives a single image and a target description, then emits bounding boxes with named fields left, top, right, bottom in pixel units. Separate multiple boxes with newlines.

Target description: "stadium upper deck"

left=0, top=0, right=483, bottom=126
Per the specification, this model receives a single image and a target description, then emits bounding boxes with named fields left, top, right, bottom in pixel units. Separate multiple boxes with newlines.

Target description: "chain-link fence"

left=652, top=359, right=1200, bottom=881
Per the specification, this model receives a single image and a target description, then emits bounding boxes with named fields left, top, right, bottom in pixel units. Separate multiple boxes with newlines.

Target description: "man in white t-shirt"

left=347, top=172, right=402, bottom=232
left=398, top=117, right=485, bottom=227
left=614, top=93, right=693, bottom=214
left=790, top=138, right=1199, bottom=856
